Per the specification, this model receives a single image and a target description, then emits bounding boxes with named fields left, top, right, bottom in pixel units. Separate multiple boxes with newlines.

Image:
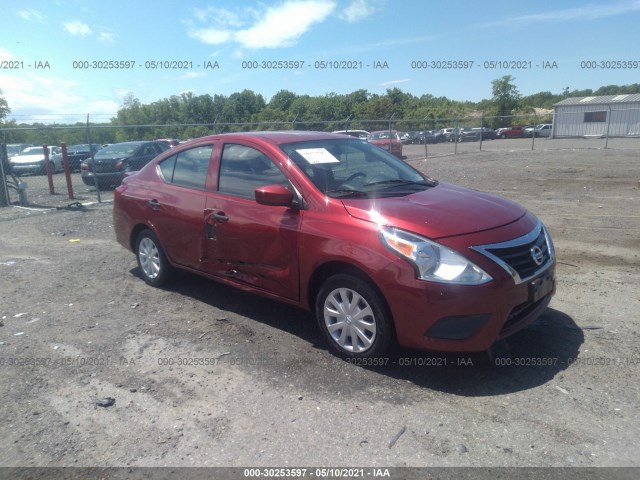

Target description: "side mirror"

left=255, top=184, right=295, bottom=207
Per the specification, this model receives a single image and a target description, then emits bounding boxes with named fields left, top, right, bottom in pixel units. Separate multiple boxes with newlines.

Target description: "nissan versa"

left=113, top=131, right=555, bottom=358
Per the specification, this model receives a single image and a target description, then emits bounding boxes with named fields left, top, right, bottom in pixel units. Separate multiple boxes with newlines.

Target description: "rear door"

left=203, top=142, right=301, bottom=301
left=148, top=143, right=216, bottom=269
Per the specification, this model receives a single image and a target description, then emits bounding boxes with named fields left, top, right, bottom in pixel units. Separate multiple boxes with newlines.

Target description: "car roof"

left=180, top=131, right=353, bottom=147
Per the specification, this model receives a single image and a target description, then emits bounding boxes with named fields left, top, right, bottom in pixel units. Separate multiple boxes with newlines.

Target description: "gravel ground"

left=0, top=146, right=639, bottom=470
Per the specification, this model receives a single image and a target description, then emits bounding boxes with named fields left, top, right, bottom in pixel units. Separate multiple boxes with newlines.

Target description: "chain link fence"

left=2, top=109, right=639, bottom=209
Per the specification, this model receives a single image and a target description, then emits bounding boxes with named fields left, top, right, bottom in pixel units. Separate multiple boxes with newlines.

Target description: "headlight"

left=380, top=227, right=492, bottom=285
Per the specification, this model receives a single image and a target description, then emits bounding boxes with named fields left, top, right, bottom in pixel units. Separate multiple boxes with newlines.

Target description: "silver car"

left=10, top=146, right=62, bottom=176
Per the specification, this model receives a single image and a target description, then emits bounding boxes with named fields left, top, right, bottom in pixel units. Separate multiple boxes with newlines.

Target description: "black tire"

left=315, top=274, right=393, bottom=358
left=135, top=230, right=172, bottom=287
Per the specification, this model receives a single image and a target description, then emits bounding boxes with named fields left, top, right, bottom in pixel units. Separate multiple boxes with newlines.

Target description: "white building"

left=553, top=94, right=640, bottom=138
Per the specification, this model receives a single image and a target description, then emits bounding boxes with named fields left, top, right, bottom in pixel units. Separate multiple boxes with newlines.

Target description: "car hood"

left=11, top=155, right=45, bottom=164
left=341, top=182, right=526, bottom=239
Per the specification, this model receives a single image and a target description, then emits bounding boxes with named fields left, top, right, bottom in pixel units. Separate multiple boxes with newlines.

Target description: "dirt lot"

left=0, top=146, right=639, bottom=469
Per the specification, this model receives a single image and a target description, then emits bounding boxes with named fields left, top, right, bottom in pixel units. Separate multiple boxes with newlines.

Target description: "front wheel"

left=135, top=230, right=172, bottom=286
left=316, top=274, right=393, bottom=358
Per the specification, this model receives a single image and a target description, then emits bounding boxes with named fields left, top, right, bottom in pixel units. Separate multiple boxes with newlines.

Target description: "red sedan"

left=367, top=130, right=403, bottom=157
left=113, top=131, right=555, bottom=358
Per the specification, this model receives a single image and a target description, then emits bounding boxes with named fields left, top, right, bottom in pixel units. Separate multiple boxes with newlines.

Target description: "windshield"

left=368, top=131, right=396, bottom=141
left=95, top=143, right=142, bottom=158
left=69, top=144, right=91, bottom=151
left=280, top=138, right=436, bottom=198
left=16, top=147, right=45, bottom=156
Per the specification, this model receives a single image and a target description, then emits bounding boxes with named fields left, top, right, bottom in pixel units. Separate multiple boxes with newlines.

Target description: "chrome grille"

left=471, top=221, right=554, bottom=284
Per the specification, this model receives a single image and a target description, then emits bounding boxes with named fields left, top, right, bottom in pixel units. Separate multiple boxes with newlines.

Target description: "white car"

left=534, top=124, right=553, bottom=137
left=331, top=129, right=370, bottom=139
left=526, top=124, right=553, bottom=138
left=10, top=146, right=62, bottom=176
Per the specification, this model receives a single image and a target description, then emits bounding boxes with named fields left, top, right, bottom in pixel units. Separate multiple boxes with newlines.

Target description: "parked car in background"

left=399, top=132, right=412, bottom=144
left=430, top=130, right=446, bottom=143
left=81, top=141, right=169, bottom=189
left=409, top=130, right=440, bottom=144
left=496, top=126, right=526, bottom=139
left=332, top=130, right=370, bottom=139
left=56, top=144, right=102, bottom=171
left=10, top=146, right=62, bottom=176
left=407, top=131, right=421, bottom=144
left=451, top=127, right=479, bottom=142
left=533, top=124, right=553, bottom=137
left=113, top=131, right=556, bottom=359
left=6, top=144, right=34, bottom=158
left=474, top=127, right=496, bottom=140
left=439, top=128, right=455, bottom=142
left=367, top=130, right=403, bottom=157
left=156, top=138, right=180, bottom=148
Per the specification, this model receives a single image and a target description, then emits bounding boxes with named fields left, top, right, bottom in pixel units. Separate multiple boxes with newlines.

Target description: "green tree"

left=491, top=75, right=521, bottom=116
left=0, top=88, right=11, bottom=121
left=269, top=90, right=297, bottom=112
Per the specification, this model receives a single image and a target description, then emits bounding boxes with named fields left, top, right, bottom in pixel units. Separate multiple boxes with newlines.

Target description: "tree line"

left=1, top=78, right=640, bottom=146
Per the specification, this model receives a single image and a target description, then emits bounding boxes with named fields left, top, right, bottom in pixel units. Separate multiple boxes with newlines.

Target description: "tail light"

left=115, top=161, right=123, bottom=170
left=81, top=162, right=91, bottom=172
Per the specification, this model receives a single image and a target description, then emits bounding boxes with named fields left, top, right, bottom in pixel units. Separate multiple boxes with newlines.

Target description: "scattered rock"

left=96, top=397, right=116, bottom=408
left=455, top=444, right=468, bottom=454
left=388, top=426, right=406, bottom=448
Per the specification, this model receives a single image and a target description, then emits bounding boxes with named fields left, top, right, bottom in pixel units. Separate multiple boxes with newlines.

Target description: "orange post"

left=61, top=143, right=74, bottom=199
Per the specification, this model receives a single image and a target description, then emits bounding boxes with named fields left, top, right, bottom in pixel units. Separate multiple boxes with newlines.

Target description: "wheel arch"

left=130, top=223, right=157, bottom=252
left=306, top=261, right=395, bottom=331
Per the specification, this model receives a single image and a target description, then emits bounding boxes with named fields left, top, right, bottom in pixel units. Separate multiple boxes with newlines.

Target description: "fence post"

left=423, top=117, right=428, bottom=159
left=479, top=113, right=484, bottom=151
left=344, top=114, right=353, bottom=133
left=604, top=105, right=612, bottom=149
left=43, top=144, right=55, bottom=194
left=388, top=113, right=395, bottom=154
left=454, top=118, right=459, bottom=155
left=212, top=114, right=220, bottom=134
left=86, top=115, right=101, bottom=203
left=0, top=143, right=9, bottom=207
left=531, top=110, right=537, bottom=150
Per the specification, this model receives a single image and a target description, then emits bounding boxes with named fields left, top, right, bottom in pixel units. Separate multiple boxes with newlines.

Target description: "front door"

left=204, top=143, right=301, bottom=301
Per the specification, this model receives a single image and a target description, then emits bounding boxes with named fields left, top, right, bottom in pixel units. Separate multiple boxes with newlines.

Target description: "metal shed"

left=553, top=94, right=640, bottom=138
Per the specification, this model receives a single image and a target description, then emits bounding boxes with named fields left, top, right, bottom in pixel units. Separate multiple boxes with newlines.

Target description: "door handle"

left=146, top=199, right=160, bottom=210
left=212, top=212, right=229, bottom=222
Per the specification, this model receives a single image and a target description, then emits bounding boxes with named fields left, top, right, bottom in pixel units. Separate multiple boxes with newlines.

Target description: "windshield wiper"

left=326, top=188, right=369, bottom=198
left=365, top=178, right=438, bottom=188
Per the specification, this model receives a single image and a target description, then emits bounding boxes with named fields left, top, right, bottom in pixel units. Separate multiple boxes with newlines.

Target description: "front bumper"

left=11, top=162, right=46, bottom=175
left=81, top=171, right=125, bottom=187
left=372, top=217, right=556, bottom=352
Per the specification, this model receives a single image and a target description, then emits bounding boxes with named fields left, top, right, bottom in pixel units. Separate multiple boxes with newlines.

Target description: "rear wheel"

left=316, top=274, right=393, bottom=358
left=135, top=230, right=172, bottom=286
